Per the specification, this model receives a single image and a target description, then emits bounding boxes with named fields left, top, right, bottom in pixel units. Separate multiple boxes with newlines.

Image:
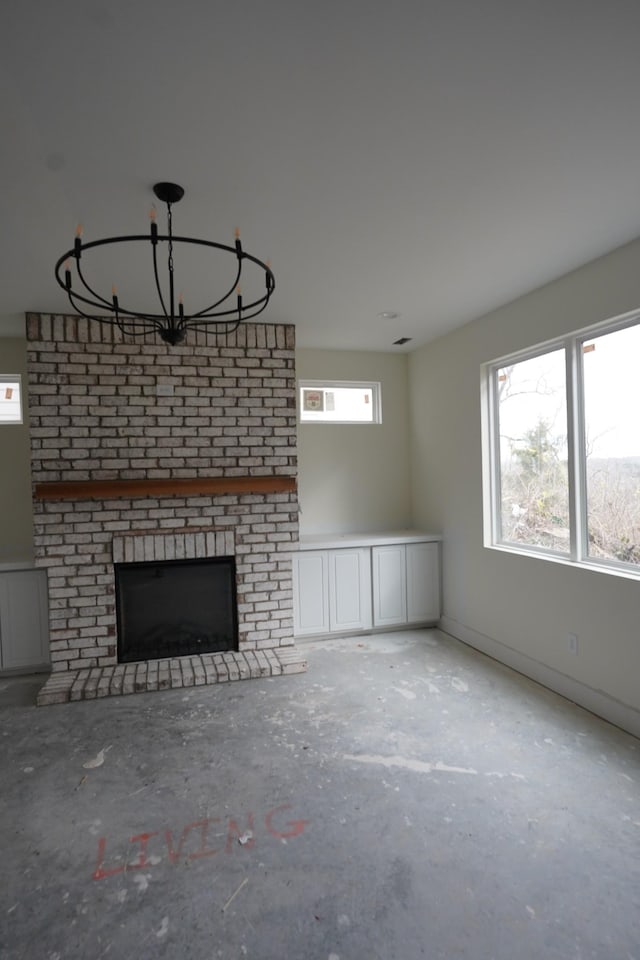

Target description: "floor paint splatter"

left=343, top=753, right=478, bottom=776
left=392, top=687, right=417, bottom=700
left=83, top=746, right=112, bottom=769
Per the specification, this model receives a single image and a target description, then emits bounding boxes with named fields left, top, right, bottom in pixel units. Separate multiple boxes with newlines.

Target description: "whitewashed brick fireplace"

left=26, top=313, right=305, bottom=704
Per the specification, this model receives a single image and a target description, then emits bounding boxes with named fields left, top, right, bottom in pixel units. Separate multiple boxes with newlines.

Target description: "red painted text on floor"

left=92, top=803, right=310, bottom=880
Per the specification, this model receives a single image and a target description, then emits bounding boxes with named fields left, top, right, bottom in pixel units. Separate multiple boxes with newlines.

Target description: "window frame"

left=298, top=379, right=382, bottom=425
left=0, top=374, right=23, bottom=425
left=481, top=307, right=640, bottom=579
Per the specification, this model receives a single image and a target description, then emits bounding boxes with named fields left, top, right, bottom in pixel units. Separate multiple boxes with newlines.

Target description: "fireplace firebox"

left=115, top=556, right=238, bottom=663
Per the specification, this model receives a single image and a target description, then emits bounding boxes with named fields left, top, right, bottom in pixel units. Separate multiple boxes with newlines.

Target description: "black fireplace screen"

left=115, top=556, right=238, bottom=663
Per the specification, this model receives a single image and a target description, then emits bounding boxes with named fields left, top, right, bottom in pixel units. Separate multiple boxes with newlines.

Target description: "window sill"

left=485, top=542, right=640, bottom=583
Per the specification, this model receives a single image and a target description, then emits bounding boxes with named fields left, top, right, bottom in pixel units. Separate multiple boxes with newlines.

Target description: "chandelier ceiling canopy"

left=54, top=182, right=275, bottom=345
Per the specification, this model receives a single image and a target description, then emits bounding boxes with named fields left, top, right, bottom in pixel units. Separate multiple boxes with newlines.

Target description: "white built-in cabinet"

left=293, top=547, right=372, bottom=637
left=293, top=550, right=329, bottom=636
left=329, top=548, right=373, bottom=633
left=293, top=533, right=440, bottom=639
left=371, top=543, right=407, bottom=627
left=372, top=541, right=440, bottom=627
left=0, top=567, right=49, bottom=673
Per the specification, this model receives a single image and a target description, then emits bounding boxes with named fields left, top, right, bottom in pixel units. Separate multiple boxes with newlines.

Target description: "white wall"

left=296, top=349, right=412, bottom=535
left=408, top=236, right=640, bottom=733
left=0, top=337, right=34, bottom=563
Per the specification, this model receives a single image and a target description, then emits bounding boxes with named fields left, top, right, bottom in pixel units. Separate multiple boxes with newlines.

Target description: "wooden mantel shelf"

left=33, top=476, right=297, bottom=502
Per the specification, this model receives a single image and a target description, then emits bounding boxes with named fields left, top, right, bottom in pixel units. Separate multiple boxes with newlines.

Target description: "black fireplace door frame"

left=114, top=555, right=239, bottom=663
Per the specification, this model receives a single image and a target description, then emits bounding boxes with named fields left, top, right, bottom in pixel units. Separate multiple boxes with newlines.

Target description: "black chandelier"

left=54, top=182, right=275, bottom=345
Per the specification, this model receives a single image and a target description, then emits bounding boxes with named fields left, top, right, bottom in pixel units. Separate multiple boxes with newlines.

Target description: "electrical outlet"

left=567, top=633, right=578, bottom=655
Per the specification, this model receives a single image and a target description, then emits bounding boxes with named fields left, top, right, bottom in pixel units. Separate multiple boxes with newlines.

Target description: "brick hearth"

left=37, top=646, right=307, bottom=706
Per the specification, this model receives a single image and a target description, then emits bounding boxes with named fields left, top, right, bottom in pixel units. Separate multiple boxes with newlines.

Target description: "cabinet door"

left=292, top=551, right=329, bottom=637
left=406, top=541, right=440, bottom=623
left=328, top=548, right=372, bottom=633
left=372, top=544, right=407, bottom=627
left=0, top=569, right=50, bottom=671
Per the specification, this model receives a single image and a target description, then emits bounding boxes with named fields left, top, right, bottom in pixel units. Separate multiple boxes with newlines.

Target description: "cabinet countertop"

left=297, top=531, right=442, bottom=551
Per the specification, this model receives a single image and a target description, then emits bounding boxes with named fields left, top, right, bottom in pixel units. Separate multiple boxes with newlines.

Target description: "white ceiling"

left=3, top=0, right=640, bottom=352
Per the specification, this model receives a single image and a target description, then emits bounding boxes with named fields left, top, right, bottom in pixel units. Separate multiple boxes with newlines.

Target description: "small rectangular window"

left=298, top=380, right=382, bottom=424
left=0, top=376, right=22, bottom=424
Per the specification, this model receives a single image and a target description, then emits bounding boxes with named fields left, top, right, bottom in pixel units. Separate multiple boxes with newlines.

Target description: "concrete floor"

left=1, top=629, right=639, bottom=960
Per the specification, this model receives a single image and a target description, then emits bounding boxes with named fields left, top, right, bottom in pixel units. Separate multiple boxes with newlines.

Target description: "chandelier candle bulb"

left=150, top=207, right=158, bottom=244
left=64, top=260, right=72, bottom=290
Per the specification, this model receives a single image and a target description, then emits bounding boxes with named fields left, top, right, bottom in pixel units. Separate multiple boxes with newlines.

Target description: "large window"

left=0, top=376, right=22, bottom=424
left=482, top=311, right=640, bottom=575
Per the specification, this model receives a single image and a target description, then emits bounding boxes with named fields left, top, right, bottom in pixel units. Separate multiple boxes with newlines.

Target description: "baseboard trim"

left=294, top=620, right=438, bottom=644
left=439, top=616, right=640, bottom=741
left=0, top=662, right=50, bottom=678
